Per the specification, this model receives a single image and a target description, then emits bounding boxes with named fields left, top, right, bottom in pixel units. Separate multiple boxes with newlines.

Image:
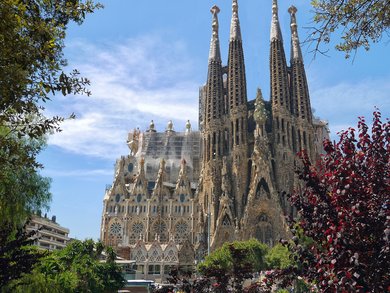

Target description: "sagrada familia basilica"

left=100, top=0, right=329, bottom=280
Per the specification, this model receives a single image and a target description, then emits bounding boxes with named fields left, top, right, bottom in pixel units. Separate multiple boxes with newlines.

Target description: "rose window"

left=110, top=222, right=122, bottom=236
left=153, top=221, right=167, bottom=234
left=175, top=222, right=188, bottom=235
left=132, top=222, right=144, bottom=234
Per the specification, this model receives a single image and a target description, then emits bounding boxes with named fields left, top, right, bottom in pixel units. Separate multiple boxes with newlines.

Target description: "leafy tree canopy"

left=0, top=1, right=102, bottom=289
left=5, top=239, right=125, bottom=293
left=0, top=223, right=46, bottom=289
left=198, top=239, right=269, bottom=275
left=0, top=0, right=102, bottom=226
left=309, top=0, right=390, bottom=58
left=0, top=0, right=102, bottom=172
left=265, top=244, right=291, bottom=270
left=0, top=134, right=51, bottom=227
left=159, top=239, right=293, bottom=292
left=190, top=240, right=269, bottom=292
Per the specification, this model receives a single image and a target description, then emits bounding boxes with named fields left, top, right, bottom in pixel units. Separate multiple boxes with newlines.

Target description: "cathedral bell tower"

left=227, top=0, right=249, bottom=221
left=269, top=0, right=295, bottom=196
left=289, top=6, right=316, bottom=161
left=199, top=5, right=225, bottom=247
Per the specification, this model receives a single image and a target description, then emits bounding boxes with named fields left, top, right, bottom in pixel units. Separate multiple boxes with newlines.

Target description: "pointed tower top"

left=254, top=88, right=267, bottom=125
left=211, top=4, right=220, bottom=15
left=166, top=120, right=174, bottom=132
left=149, top=120, right=155, bottom=131
left=160, top=158, right=166, bottom=169
left=230, top=0, right=242, bottom=41
left=209, top=5, right=221, bottom=62
left=175, top=157, right=190, bottom=193
left=289, top=5, right=303, bottom=61
left=185, top=120, right=191, bottom=133
left=272, top=0, right=278, bottom=15
left=179, top=158, right=187, bottom=176
left=270, top=0, right=283, bottom=42
left=288, top=5, right=298, bottom=35
left=130, top=157, right=147, bottom=194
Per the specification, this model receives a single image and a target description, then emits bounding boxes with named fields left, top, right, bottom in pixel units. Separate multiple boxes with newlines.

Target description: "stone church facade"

left=100, top=0, right=329, bottom=280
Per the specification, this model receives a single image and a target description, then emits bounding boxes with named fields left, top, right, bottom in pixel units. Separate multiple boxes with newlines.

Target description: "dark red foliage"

left=277, top=111, right=389, bottom=292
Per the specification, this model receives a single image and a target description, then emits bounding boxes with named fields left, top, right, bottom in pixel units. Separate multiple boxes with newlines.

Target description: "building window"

left=148, top=264, right=161, bottom=275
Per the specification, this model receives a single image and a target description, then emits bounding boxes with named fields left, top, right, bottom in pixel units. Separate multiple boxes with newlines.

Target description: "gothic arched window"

left=222, top=214, right=231, bottom=226
left=255, top=178, right=271, bottom=199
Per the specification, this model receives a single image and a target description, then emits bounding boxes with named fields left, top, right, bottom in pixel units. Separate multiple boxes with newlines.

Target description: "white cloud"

left=46, top=35, right=200, bottom=160
left=46, top=35, right=389, bottom=160
left=310, top=77, right=390, bottom=139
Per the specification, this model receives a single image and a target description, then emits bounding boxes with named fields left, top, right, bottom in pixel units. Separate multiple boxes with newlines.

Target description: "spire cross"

left=211, top=5, right=220, bottom=34
left=210, top=5, right=220, bottom=16
left=232, top=0, right=238, bottom=13
left=288, top=5, right=298, bottom=35
left=272, top=0, right=278, bottom=17
left=270, top=0, right=282, bottom=42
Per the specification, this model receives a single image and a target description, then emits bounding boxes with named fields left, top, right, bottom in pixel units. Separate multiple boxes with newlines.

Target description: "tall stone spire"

left=153, top=158, right=167, bottom=198
left=289, top=6, right=303, bottom=61
left=269, top=0, right=295, bottom=194
left=131, top=157, right=147, bottom=194
left=289, top=6, right=312, bottom=122
left=204, top=5, right=225, bottom=159
left=227, top=0, right=248, bottom=221
left=270, top=0, right=290, bottom=113
left=208, top=5, right=221, bottom=62
left=198, top=5, right=226, bottom=250
left=175, top=159, right=191, bottom=196
left=228, top=0, right=246, bottom=110
left=270, top=0, right=282, bottom=42
left=230, top=0, right=242, bottom=41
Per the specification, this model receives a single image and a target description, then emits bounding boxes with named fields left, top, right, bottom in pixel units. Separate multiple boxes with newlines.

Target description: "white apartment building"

left=26, top=214, right=70, bottom=250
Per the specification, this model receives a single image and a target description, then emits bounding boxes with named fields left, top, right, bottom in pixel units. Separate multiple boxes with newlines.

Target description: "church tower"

left=227, top=0, right=249, bottom=223
left=269, top=0, right=296, bottom=203
left=289, top=6, right=316, bottom=161
left=199, top=5, right=225, bottom=247
left=270, top=0, right=291, bottom=115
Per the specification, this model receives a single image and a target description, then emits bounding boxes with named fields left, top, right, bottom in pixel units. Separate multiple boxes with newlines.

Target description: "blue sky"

left=39, top=0, right=390, bottom=240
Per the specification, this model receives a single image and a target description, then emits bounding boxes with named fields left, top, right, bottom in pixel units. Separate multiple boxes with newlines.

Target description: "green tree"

left=0, top=223, right=47, bottom=289
left=0, top=135, right=51, bottom=227
left=5, top=239, right=125, bottom=293
left=309, top=0, right=390, bottom=58
left=0, top=0, right=102, bottom=172
left=0, top=0, right=102, bottom=224
left=265, top=244, right=291, bottom=270
left=0, top=0, right=102, bottom=288
left=196, top=239, right=269, bottom=292
left=199, top=239, right=269, bottom=275
left=0, top=136, right=52, bottom=289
